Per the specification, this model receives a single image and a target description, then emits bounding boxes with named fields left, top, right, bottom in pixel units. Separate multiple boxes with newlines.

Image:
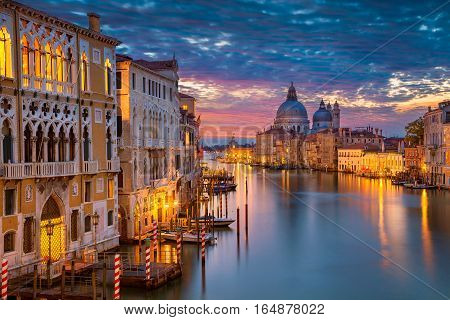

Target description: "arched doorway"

left=40, top=196, right=65, bottom=263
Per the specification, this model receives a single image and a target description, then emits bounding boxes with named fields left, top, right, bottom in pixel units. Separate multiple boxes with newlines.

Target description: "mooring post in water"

left=61, top=265, right=65, bottom=299
left=176, top=231, right=182, bottom=266
left=113, top=254, right=121, bottom=300
left=245, top=177, right=249, bottom=237
left=225, top=192, right=228, bottom=218
left=71, top=260, right=75, bottom=291
left=103, top=262, right=107, bottom=300
left=201, top=226, right=206, bottom=264
left=146, top=244, right=151, bottom=281
left=237, top=207, right=240, bottom=236
left=219, top=191, right=223, bottom=218
left=33, top=264, right=37, bottom=299
left=92, top=269, right=97, bottom=300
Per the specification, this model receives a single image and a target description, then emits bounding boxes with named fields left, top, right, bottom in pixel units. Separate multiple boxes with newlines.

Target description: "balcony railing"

left=144, top=138, right=165, bottom=149
left=83, top=160, right=98, bottom=174
left=0, top=161, right=79, bottom=179
left=22, top=75, right=76, bottom=97
left=107, top=158, right=121, bottom=172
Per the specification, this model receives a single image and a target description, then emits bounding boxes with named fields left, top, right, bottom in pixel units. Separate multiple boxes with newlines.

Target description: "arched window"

left=83, top=126, right=90, bottom=161
left=2, top=120, right=14, bottom=163
left=58, top=128, right=66, bottom=161
left=45, top=42, right=53, bottom=90
left=24, top=124, right=32, bottom=162
left=56, top=46, right=64, bottom=92
left=69, top=128, right=76, bottom=161
left=21, top=35, right=30, bottom=86
left=47, top=126, right=55, bottom=162
left=105, top=58, right=112, bottom=95
left=118, top=167, right=124, bottom=189
left=66, top=48, right=73, bottom=84
left=0, top=27, right=12, bottom=78
left=106, top=127, right=112, bottom=160
left=81, top=52, right=88, bottom=91
left=4, top=231, right=15, bottom=253
left=36, top=124, right=44, bottom=162
left=34, top=39, right=43, bottom=88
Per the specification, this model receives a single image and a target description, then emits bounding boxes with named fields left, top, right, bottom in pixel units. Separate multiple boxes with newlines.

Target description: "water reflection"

left=122, top=162, right=450, bottom=300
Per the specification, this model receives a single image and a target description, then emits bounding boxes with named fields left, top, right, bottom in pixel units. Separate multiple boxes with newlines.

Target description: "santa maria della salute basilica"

left=255, top=82, right=343, bottom=169
left=273, top=82, right=340, bottom=134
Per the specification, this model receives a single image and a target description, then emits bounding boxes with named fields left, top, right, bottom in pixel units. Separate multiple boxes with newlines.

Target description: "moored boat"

left=161, top=231, right=214, bottom=243
left=194, top=216, right=236, bottom=227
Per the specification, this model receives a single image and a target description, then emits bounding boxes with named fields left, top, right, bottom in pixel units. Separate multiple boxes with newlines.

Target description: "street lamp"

left=45, top=221, right=54, bottom=288
left=92, top=211, right=99, bottom=254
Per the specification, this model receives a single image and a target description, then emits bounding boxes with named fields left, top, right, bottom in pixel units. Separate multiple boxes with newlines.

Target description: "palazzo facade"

left=0, top=2, right=120, bottom=274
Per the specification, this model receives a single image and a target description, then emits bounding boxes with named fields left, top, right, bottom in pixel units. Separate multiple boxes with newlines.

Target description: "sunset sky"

left=25, top=0, right=450, bottom=138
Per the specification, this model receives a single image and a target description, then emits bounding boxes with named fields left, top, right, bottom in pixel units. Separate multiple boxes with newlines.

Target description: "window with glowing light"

left=105, top=58, right=112, bottom=95
left=81, top=51, right=88, bottom=91
left=21, top=35, right=30, bottom=86
left=0, top=27, right=12, bottom=78
left=34, top=39, right=43, bottom=88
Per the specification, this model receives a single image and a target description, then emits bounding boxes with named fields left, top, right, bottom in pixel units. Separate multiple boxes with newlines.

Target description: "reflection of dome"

left=274, top=82, right=309, bottom=134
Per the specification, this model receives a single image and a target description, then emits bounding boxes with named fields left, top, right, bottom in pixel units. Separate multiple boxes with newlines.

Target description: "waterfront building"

left=360, top=151, right=404, bottom=177
left=179, top=92, right=201, bottom=211
left=423, top=101, right=450, bottom=185
left=303, top=128, right=340, bottom=170
left=0, top=2, right=120, bottom=272
left=338, top=145, right=368, bottom=173
left=404, top=146, right=425, bottom=179
left=116, top=54, right=187, bottom=241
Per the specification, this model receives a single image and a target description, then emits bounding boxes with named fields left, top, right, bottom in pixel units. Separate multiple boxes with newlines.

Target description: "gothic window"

left=2, top=120, right=13, bottom=163
left=56, top=46, right=64, bottom=92
left=106, top=127, right=112, bottom=160
left=24, top=124, right=32, bottom=162
left=34, top=39, right=43, bottom=85
left=0, top=27, right=12, bottom=78
left=47, top=126, right=55, bottom=162
left=105, top=58, right=112, bottom=95
left=4, top=231, right=15, bottom=253
left=36, top=124, right=44, bottom=162
left=83, top=126, right=90, bottom=161
left=81, top=52, right=88, bottom=91
left=58, top=128, right=66, bottom=161
left=66, top=48, right=73, bottom=84
left=45, top=42, right=53, bottom=90
left=21, top=35, right=30, bottom=86
left=71, top=210, right=78, bottom=241
left=69, top=128, right=76, bottom=161
left=23, top=217, right=35, bottom=254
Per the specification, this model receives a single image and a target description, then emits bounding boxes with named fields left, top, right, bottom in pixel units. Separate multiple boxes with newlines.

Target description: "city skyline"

left=21, top=0, right=450, bottom=137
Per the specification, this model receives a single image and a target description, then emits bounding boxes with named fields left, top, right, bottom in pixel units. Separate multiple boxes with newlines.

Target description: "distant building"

left=423, top=101, right=450, bottom=186
left=303, top=128, right=340, bottom=170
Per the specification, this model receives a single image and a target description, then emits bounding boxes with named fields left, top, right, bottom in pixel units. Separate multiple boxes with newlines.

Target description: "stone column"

left=43, top=137, right=49, bottom=162
left=0, top=134, right=4, bottom=163
left=54, top=137, right=60, bottom=162
left=31, top=136, right=37, bottom=163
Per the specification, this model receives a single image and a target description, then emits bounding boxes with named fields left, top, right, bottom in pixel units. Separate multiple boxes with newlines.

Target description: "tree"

left=404, top=117, right=424, bottom=146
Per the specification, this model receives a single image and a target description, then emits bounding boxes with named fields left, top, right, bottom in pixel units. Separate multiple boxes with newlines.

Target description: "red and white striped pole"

left=113, top=254, right=120, bottom=300
left=145, top=246, right=151, bottom=280
left=152, top=221, right=158, bottom=250
left=201, top=226, right=206, bottom=263
left=176, top=232, right=182, bottom=264
left=1, top=259, right=8, bottom=300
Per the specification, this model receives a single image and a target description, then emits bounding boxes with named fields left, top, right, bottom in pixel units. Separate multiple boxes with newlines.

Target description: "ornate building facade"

left=0, top=2, right=120, bottom=273
left=116, top=54, right=183, bottom=241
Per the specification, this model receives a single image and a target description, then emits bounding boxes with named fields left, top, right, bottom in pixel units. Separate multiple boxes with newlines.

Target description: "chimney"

left=375, top=128, right=379, bottom=137
left=87, top=13, right=101, bottom=33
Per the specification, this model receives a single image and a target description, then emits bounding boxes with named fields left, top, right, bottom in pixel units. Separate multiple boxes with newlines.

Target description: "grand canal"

left=123, top=161, right=450, bottom=300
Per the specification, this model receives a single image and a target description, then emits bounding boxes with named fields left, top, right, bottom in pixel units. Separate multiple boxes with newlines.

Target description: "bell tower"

left=332, top=101, right=340, bottom=129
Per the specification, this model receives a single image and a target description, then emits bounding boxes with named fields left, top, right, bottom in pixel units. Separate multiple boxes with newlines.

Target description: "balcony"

left=107, top=158, right=121, bottom=172
left=0, top=161, right=79, bottom=179
left=22, top=75, right=76, bottom=97
left=144, top=138, right=165, bottom=149
left=83, top=160, right=98, bottom=174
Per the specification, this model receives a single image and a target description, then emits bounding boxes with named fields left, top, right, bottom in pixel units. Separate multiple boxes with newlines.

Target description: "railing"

left=21, top=75, right=76, bottom=97
left=83, top=160, right=98, bottom=174
left=144, top=138, right=165, bottom=149
left=107, top=158, right=120, bottom=172
left=0, top=161, right=79, bottom=179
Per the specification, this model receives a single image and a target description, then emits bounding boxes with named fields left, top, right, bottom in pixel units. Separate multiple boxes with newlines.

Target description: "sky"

left=24, top=0, right=450, bottom=138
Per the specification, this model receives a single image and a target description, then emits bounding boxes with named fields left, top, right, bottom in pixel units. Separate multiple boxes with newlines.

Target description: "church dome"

left=313, top=100, right=332, bottom=122
left=275, top=83, right=308, bottom=120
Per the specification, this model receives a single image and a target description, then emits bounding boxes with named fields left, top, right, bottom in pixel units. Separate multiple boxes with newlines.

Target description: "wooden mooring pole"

left=71, top=260, right=75, bottom=291
left=102, top=262, right=107, bottom=300
left=33, top=264, right=37, bottom=300
left=61, top=265, right=65, bottom=299
left=92, top=269, right=97, bottom=300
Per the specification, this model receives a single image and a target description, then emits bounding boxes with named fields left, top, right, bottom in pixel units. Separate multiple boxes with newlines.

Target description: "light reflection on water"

left=122, top=162, right=450, bottom=300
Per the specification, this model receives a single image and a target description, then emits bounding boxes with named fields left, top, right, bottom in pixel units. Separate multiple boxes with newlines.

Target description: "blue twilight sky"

left=23, top=0, right=450, bottom=137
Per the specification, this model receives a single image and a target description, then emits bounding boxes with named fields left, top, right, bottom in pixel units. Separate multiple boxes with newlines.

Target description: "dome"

left=313, top=100, right=332, bottom=122
left=275, top=82, right=308, bottom=120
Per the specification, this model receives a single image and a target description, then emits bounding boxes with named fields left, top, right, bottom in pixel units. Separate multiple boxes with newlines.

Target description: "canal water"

left=122, top=161, right=450, bottom=299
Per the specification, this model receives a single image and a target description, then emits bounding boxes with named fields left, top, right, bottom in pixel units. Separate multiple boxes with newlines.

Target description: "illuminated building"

left=0, top=2, right=120, bottom=271
left=116, top=54, right=184, bottom=240
left=423, top=101, right=450, bottom=186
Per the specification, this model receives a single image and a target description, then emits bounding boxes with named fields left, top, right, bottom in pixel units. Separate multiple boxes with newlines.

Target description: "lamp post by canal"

left=45, top=221, right=54, bottom=288
left=92, top=211, right=99, bottom=256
